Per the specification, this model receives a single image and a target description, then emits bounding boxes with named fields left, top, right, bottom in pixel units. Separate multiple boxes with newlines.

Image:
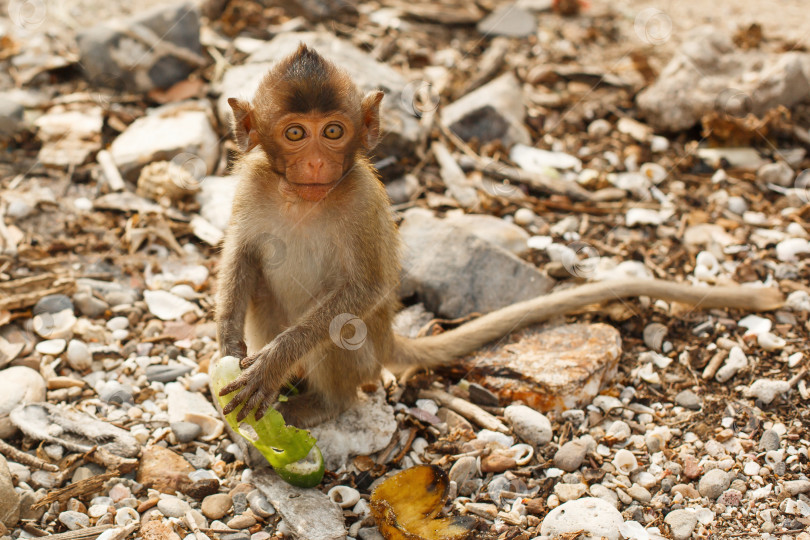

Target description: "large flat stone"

left=399, top=208, right=553, bottom=318
left=457, top=323, right=622, bottom=412
left=254, top=470, right=347, bottom=540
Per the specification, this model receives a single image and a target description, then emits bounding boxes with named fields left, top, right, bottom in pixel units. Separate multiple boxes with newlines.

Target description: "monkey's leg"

left=277, top=340, right=382, bottom=428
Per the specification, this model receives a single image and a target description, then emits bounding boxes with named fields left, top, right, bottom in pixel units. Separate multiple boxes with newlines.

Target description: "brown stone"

left=201, top=493, right=233, bottom=520
left=480, top=452, right=517, bottom=473
left=457, top=323, right=622, bottom=412
left=671, top=484, right=701, bottom=499
left=682, top=456, right=702, bottom=480
left=136, top=445, right=194, bottom=494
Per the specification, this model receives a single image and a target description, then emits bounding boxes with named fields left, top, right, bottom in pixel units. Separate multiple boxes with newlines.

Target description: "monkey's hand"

left=219, top=344, right=287, bottom=422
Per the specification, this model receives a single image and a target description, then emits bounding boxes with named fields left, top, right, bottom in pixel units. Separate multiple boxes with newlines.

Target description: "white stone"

left=510, top=144, right=582, bottom=172
left=540, top=497, right=624, bottom=540
left=758, top=332, right=786, bottom=351
left=66, top=339, right=92, bottom=371
left=504, top=404, right=553, bottom=447
left=776, top=238, right=810, bottom=262
left=35, top=338, right=67, bottom=356
left=744, top=379, right=790, bottom=405
left=309, top=389, right=397, bottom=470
left=144, top=290, right=197, bottom=321
left=716, top=347, right=748, bottom=383
left=738, top=315, right=772, bottom=336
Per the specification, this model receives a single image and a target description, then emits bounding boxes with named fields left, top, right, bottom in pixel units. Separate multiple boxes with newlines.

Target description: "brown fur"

left=216, top=45, right=784, bottom=427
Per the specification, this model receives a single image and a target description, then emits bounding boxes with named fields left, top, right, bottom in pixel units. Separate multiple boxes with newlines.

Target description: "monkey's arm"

left=215, top=237, right=259, bottom=359
left=220, top=279, right=380, bottom=421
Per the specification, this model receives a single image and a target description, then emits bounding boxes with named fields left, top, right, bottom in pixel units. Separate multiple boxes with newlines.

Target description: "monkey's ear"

left=360, top=91, right=384, bottom=150
left=228, top=97, right=259, bottom=153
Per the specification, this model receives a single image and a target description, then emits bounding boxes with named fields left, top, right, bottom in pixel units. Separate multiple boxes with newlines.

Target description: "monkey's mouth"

left=288, top=180, right=339, bottom=201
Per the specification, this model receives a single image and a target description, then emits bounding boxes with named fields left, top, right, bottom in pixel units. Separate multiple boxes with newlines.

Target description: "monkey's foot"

left=276, top=392, right=345, bottom=428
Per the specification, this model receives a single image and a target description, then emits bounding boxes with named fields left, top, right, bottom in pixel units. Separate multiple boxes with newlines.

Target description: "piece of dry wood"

left=0, top=273, right=58, bottom=291
left=96, top=150, right=126, bottom=192
left=432, top=142, right=479, bottom=208
left=702, top=350, right=728, bottom=380
left=0, top=439, right=59, bottom=472
left=84, top=447, right=138, bottom=474
left=0, top=281, right=76, bottom=311
left=419, top=388, right=509, bottom=433
left=37, top=525, right=113, bottom=539
left=33, top=471, right=118, bottom=510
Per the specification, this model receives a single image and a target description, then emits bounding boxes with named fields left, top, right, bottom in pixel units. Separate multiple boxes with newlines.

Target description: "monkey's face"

left=268, top=112, right=359, bottom=202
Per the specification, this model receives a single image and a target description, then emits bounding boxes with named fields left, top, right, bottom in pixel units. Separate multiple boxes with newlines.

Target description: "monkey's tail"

left=391, top=279, right=784, bottom=368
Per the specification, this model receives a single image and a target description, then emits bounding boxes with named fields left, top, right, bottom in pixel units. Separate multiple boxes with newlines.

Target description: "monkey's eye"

left=323, top=123, right=344, bottom=140
left=285, top=126, right=305, bottom=141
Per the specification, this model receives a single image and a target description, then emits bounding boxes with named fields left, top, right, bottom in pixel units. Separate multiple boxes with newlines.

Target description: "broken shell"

left=612, top=449, right=638, bottom=475
left=184, top=412, right=224, bottom=441
left=328, top=485, right=361, bottom=509
left=507, top=444, right=534, bottom=466
left=758, top=332, right=786, bottom=351
left=643, top=323, right=667, bottom=352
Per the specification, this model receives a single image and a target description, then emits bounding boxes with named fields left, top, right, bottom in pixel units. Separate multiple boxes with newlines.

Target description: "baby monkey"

left=216, top=44, right=783, bottom=428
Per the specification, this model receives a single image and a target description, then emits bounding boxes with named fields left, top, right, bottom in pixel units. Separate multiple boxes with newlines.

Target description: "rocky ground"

left=1, top=0, right=810, bottom=539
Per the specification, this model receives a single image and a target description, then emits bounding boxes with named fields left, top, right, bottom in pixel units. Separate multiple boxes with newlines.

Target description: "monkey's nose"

left=308, top=160, right=324, bottom=174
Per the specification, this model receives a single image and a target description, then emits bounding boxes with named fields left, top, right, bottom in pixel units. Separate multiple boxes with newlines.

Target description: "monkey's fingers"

left=240, top=354, right=258, bottom=369
left=219, top=376, right=248, bottom=398
left=235, top=388, right=268, bottom=422
left=222, top=384, right=253, bottom=415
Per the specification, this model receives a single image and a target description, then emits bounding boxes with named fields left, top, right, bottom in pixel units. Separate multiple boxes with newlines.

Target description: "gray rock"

left=541, top=497, right=623, bottom=540
left=0, top=455, right=20, bottom=528
left=247, top=490, right=275, bottom=518
left=664, top=509, right=698, bottom=540
left=110, top=101, right=219, bottom=181
left=73, top=292, right=109, bottom=318
left=504, top=404, right=552, bottom=446
left=637, top=27, right=810, bottom=131
left=282, top=0, right=356, bottom=20
left=358, top=528, right=385, bottom=540
left=698, top=469, right=731, bottom=500
left=218, top=32, right=423, bottom=158
left=0, top=98, right=25, bottom=136
left=444, top=213, right=530, bottom=255
left=171, top=421, right=201, bottom=443
left=98, top=381, right=134, bottom=404
left=254, top=470, right=346, bottom=540
left=399, top=208, right=553, bottom=319
left=34, top=294, right=73, bottom=315
left=441, top=72, right=530, bottom=146
left=76, top=3, right=204, bottom=92
left=309, top=389, right=397, bottom=470
left=146, top=364, right=193, bottom=383
left=0, top=366, right=47, bottom=439
left=674, top=389, right=701, bottom=410
left=554, top=439, right=588, bottom=472
left=392, top=303, right=434, bottom=338
left=477, top=4, right=536, bottom=37
left=10, top=403, right=140, bottom=458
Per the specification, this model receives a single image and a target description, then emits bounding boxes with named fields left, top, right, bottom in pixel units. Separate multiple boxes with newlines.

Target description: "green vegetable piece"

left=211, top=356, right=325, bottom=486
